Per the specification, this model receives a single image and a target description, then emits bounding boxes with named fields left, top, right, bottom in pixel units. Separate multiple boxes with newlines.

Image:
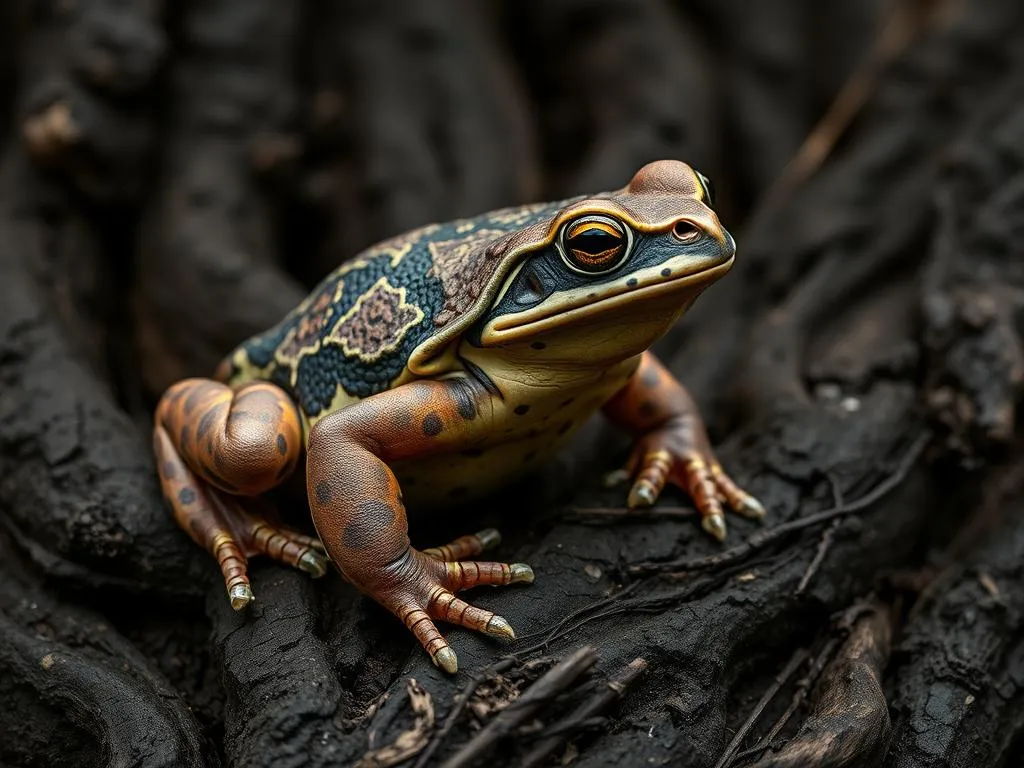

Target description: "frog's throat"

left=476, top=255, right=733, bottom=345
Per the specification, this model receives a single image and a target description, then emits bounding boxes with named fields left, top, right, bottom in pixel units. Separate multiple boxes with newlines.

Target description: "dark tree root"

left=750, top=602, right=893, bottom=768
left=0, top=148, right=208, bottom=597
left=885, top=463, right=1024, bottom=768
left=3, top=0, right=1024, bottom=766
left=0, top=547, right=210, bottom=768
left=0, top=618, right=208, bottom=768
left=920, top=70, right=1024, bottom=457
left=135, top=0, right=307, bottom=387
left=208, top=566, right=350, bottom=767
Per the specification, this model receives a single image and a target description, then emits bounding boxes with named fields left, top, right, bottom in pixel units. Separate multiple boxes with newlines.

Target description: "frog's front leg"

left=603, top=351, right=764, bottom=541
left=306, top=377, right=534, bottom=674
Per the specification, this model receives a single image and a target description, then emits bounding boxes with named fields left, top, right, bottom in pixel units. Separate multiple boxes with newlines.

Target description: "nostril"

left=672, top=221, right=700, bottom=243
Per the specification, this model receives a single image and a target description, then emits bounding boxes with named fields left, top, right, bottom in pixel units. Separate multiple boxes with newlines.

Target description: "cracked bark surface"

left=2, top=0, right=1024, bottom=766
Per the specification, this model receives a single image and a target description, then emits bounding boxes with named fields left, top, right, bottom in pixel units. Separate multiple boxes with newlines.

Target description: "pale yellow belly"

left=391, top=401, right=596, bottom=510
left=390, top=351, right=640, bottom=510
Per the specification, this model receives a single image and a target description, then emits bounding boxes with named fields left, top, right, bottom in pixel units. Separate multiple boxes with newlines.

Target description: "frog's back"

left=220, top=199, right=574, bottom=430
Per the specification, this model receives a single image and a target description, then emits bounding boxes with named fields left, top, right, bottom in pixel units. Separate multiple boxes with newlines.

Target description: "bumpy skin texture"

left=153, top=160, right=762, bottom=671
left=220, top=158, right=722, bottom=428
left=223, top=199, right=576, bottom=419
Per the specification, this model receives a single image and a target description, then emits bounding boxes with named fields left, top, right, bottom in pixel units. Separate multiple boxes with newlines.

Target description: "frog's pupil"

left=560, top=216, right=630, bottom=274
left=568, top=229, right=621, bottom=256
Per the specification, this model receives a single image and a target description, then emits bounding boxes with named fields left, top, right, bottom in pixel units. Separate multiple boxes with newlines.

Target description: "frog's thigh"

left=156, top=378, right=302, bottom=495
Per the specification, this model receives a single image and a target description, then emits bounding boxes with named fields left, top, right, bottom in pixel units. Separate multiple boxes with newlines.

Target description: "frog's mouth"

left=478, top=254, right=734, bottom=345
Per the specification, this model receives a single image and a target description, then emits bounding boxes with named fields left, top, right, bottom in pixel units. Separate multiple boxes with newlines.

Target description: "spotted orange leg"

left=602, top=351, right=764, bottom=541
left=306, top=376, right=533, bottom=674
left=154, top=379, right=329, bottom=608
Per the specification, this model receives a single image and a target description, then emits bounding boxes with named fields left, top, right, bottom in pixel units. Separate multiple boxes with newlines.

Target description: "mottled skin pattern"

left=154, top=380, right=327, bottom=606
left=153, top=160, right=764, bottom=673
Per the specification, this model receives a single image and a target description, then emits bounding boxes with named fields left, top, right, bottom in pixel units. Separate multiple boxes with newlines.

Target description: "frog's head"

left=468, top=160, right=734, bottom=366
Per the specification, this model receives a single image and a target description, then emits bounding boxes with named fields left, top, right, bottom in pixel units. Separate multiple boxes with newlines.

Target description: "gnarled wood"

left=1, top=0, right=1024, bottom=766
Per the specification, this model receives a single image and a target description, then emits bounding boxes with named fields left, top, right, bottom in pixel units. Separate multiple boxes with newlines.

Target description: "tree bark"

left=2, top=0, right=1024, bottom=766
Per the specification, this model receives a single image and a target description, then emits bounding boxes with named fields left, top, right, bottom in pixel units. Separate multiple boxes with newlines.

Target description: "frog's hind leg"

left=154, top=379, right=328, bottom=608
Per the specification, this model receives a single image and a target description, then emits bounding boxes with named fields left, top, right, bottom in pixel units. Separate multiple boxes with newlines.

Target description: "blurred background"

left=3, top=0, right=892, bottom=390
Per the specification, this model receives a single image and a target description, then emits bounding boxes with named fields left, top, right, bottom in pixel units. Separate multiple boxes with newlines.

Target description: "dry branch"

left=441, top=646, right=599, bottom=768
left=520, top=657, right=648, bottom=768
left=751, top=602, right=893, bottom=768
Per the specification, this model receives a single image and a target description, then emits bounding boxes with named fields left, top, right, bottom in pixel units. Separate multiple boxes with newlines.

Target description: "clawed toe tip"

left=510, top=563, right=535, bottom=584
left=628, top=481, right=658, bottom=508
left=702, top=514, right=728, bottom=542
left=740, top=497, right=766, bottom=520
left=475, top=528, right=502, bottom=550
left=298, top=550, right=330, bottom=578
left=485, top=615, right=516, bottom=641
left=229, top=584, right=254, bottom=610
left=432, top=647, right=458, bottom=674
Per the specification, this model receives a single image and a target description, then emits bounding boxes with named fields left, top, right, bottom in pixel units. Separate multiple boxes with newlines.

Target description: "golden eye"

left=558, top=215, right=632, bottom=274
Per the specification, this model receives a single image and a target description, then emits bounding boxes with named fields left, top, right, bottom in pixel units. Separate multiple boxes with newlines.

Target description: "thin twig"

left=714, top=649, right=809, bottom=768
left=564, top=506, right=697, bottom=522
left=520, top=658, right=648, bottom=768
left=440, top=646, right=599, bottom=768
left=412, top=658, right=515, bottom=768
left=514, top=581, right=643, bottom=648
left=629, top=434, right=930, bottom=577
left=731, top=602, right=873, bottom=765
left=795, top=519, right=841, bottom=596
left=355, top=679, right=435, bottom=768
left=795, top=477, right=844, bottom=595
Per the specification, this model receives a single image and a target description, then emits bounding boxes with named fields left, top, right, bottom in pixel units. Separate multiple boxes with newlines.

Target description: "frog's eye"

left=695, top=169, right=715, bottom=208
left=557, top=215, right=633, bottom=275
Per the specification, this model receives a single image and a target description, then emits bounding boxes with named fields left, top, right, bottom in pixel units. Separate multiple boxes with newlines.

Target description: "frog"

left=153, top=159, right=764, bottom=674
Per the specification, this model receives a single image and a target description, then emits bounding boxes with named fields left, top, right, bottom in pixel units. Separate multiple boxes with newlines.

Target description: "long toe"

left=444, top=560, right=536, bottom=589
left=213, top=491, right=334, bottom=578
